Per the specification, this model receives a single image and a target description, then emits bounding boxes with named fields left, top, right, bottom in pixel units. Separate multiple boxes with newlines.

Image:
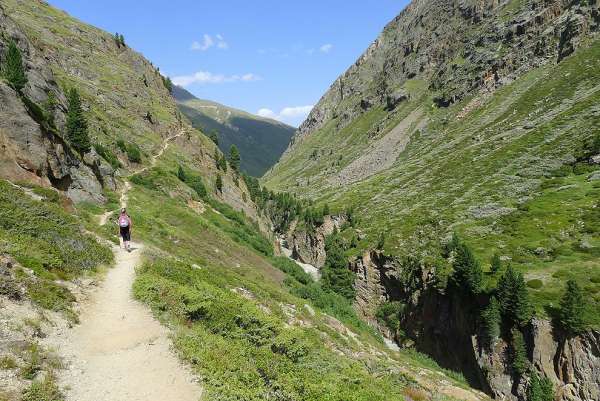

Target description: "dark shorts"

left=120, top=226, right=131, bottom=241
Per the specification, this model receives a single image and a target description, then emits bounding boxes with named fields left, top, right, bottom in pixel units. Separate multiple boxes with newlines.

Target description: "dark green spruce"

left=65, top=88, right=91, bottom=155
left=1, top=40, right=28, bottom=92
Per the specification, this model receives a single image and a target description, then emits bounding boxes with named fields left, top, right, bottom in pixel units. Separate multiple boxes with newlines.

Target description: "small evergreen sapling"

left=527, top=371, right=554, bottom=401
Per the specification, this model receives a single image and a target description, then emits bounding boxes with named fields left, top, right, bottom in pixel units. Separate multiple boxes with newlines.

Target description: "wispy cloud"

left=257, top=105, right=313, bottom=126
left=319, top=43, right=333, bottom=53
left=191, top=34, right=228, bottom=51
left=172, top=71, right=261, bottom=87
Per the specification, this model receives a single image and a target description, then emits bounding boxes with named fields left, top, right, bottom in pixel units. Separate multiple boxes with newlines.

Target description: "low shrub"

left=94, top=143, right=121, bottom=169
left=126, top=143, right=142, bottom=163
left=22, top=376, right=63, bottom=401
left=527, top=279, right=543, bottom=289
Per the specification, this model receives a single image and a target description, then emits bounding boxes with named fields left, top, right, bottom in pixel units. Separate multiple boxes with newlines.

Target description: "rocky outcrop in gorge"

left=350, top=250, right=600, bottom=401
left=283, top=215, right=346, bottom=268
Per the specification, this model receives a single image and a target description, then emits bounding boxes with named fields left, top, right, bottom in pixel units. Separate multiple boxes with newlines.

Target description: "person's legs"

left=125, top=228, right=131, bottom=251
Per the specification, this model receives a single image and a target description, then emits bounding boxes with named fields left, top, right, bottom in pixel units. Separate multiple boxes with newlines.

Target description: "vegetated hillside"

left=263, top=0, right=600, bottom=400
left=174, top=85, right=296, bottom=177
left=0, top=1, right=489, bottom=400
left=264, top=0, right=600, bottom=317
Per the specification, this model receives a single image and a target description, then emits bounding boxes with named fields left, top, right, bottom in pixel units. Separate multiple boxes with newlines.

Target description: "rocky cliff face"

left=284, top=215, right=346, bottom=268
left=0, top=5, right=114, bottom=202
left=287, top=0, right=600, bottom=153
left=350, top=251, right=600, bottom=401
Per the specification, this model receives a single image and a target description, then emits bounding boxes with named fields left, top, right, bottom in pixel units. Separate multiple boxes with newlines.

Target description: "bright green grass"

left=0, top=180, right=112, bottom=315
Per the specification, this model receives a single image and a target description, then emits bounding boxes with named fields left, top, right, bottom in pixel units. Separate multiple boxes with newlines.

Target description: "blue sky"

left=48, top=1, right=409, bottom=126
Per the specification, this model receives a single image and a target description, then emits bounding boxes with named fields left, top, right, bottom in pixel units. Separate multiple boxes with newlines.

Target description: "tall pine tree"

left=1, top=40, right=27, bottom=92
left=480, top=297, right=501, bottom=349
left=451, top=242, right=483, bottom=296
left=229, top=144, right=241, bottom=171
left=557, top=280, right=586, bottom=336
left=321, top=234, right=355, bottom=300
left=497, top=265, right=532, bottom=328
left=510, top=329, right=528, bottom=377
left=65, top=88, right=91, bottom=155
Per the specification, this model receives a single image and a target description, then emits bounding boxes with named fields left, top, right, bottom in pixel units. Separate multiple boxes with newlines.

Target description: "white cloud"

left=257, top=105, right=313, bottom=126
left=216, top=34, right=229, bottom=49
left=191, top=34, right=228, bottom=51
left=257, top=108, right=277, bottom=119
left=172, top=71, right=261, bottom=87
left=319, top=43, right=333, bottom=53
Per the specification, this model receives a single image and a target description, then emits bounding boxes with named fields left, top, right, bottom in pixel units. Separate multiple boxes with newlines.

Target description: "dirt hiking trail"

left=45, top=130, right=202, bottom=401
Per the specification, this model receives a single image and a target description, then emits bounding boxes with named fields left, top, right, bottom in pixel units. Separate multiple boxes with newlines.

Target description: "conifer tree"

left=497, top=265, right=532, bottom=328
left=162, top=75, right=173, bottom=93
left=490, top=253, right=502, bottom=274
left=229, top=144, right=241, bottom=171
left=557, top=280, right=586, bottom=336
left=527, top=371, right=554, bottom=401
left=451, top=242, right=483, bottom=296
left=321, top=234, right=355, bottom=300
left=1, top=40, right=27, bottom=92
left=510, top=329, right=528, bottom=377
left=480, top=297, right=501, bottom=348
left=209, top=130, right=219, bottom=145
left=65, top=88, right=91, bottom=155
left=215, top=174, right=223, bottom=193
left=177, top=165, right=186, bottom=182
left=220, top=155, right=228, bottom=172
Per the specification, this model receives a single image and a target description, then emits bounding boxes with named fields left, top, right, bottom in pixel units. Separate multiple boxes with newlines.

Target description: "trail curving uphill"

left=46, top=130, right=202, bottom=401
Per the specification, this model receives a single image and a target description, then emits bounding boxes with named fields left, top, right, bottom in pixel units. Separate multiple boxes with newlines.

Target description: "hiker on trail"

left=117, top=208, right=132, bottom=251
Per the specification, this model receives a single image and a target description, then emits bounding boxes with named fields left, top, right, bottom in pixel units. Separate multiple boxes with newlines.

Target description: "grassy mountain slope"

left=0, top=1, right=488, bottom=400
left=264, top=0, right=600, bottom=322
left=174, top=86, right=296, bottom=177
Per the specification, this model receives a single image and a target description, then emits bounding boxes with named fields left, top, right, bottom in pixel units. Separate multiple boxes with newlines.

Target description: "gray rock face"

left=286, top=215, right=346, bottom=268
left=350, top=252, right=600, bottom=401
left=0, top=5, right=113, bottom=202
left=284, top=0, right=600, bottom=154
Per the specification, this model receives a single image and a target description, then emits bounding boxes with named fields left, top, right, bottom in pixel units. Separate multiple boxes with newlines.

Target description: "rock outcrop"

left=0, top=5, right=114, bottom=202
left=285, top=215, right=346, bottom=268
left=350, top=251, right=600, bottom=401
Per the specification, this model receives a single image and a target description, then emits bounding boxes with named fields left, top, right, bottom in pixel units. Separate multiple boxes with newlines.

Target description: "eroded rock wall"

left=0, top=5, right=114, bottom=202
left=351, top=251, right=600, bottom=401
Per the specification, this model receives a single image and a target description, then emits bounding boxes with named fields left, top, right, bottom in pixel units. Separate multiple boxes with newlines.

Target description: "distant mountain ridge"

left=173, top=86, right=295, bottom=177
